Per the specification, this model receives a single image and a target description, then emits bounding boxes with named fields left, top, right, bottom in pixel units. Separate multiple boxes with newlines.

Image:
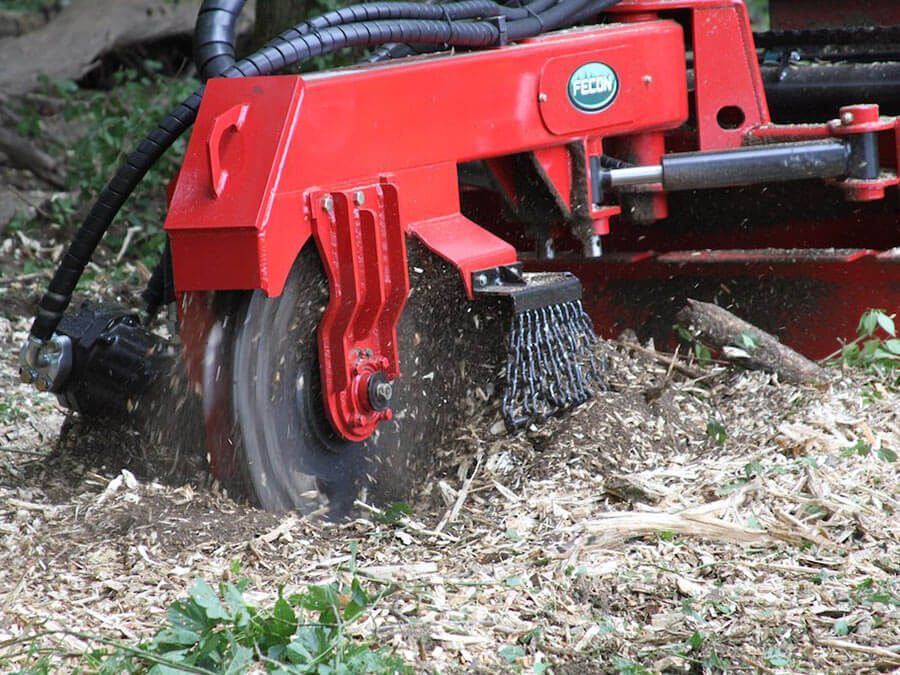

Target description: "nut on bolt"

left=367, top=371, right=393, bottom=412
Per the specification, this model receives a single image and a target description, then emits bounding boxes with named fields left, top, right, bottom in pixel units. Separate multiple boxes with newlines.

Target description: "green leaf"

left=344, top=577, right=370, bottom=622
left=687, top=631, right=704, bottom=652
left=165, top=598, right=209, bottom=638
left=876, top=312, right=896, bottom=337
left=223, top=642, right=253, bottom=675
left=859, top=310, right=879, bottom=337
left=694, top=343, right=712, bottom=365
left=765, top=648, right=790, bottom=667
left=500, top=645, right=526, bottom=663
left=611, top=655, right=651, bottom=674
left=738, top=332, right=760, bottom=350
left=706, top=419, right=727, bottom=445
left=223, top=582, right=251, bottom=630
left=841, top=440, right=871, bottom=458
left=377, top=501, right=412, bottom=525
left=189, top=578, right=229, bottom=621
left=876, top=447, right=897, bottom=463
left=833, top=619, right=850, bottom=636
left=505, top=575, right=524, bottom=588
left=884, top=339, right=900, bottom=355
left=300, top=584, right=341, bottom=614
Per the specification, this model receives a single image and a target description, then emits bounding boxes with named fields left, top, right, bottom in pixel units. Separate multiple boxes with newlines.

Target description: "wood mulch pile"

left=1, top=290, right=897, bottom=672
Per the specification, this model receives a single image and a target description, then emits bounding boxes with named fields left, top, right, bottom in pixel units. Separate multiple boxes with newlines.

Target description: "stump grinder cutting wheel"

left=194, top=242, right=508, bottom=514
left=18, top=0, right=900, bottom=516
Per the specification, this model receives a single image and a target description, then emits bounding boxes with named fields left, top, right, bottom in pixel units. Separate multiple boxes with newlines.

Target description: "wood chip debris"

left=1, top=309, right=898, bottom=672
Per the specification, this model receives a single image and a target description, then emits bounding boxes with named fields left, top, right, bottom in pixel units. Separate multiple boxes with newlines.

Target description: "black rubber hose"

left=195, top=0, right=247, bottom=79
left=34, top=0, right=621, bottom=342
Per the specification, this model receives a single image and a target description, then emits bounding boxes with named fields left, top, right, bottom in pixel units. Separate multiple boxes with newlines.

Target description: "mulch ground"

left=1, top=277, right=897, bottom=672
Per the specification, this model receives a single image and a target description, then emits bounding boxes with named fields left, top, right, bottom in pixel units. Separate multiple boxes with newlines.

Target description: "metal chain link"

left=502, top=299, right=607, bottom=430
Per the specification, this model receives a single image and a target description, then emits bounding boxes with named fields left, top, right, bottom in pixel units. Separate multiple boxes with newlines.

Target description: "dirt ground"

left=1, top=262, right=898, bottom=672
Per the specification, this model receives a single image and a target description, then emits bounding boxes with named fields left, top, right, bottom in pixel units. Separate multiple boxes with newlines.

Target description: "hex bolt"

left=354, top=191, right=365, bottom=206
left=841, top=111, right=855, bottom=126
left=375, top=380, right=393, bottom=402
left=322, top=195, right=334, bottom=213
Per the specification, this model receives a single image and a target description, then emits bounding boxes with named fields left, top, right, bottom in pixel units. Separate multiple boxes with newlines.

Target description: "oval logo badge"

left=567, top=62, right=619, bottom=113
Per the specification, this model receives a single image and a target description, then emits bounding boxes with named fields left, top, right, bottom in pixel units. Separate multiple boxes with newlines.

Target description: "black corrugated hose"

left=29, top=0, right=622, bottom=346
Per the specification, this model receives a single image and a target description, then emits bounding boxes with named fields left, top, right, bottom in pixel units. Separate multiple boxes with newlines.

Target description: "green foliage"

left=706, top=419, right=727, bottom=445
left=611, top=655, right=651, bottom=675
left=375, top=502, right=413, bottom=525
left=20, top=66, right=199, bottom=267
left=840, top=439, right=896, bottom=463
left=832, top=309, right=900, bottom=371
left=673, top=324, right=713, bottom=365
left=0, top=0, right=55, bottom=12
left=7, top=568, right=410, bottom=674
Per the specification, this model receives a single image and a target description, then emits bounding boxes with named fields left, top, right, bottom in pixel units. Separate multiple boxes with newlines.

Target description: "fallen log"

left=0, top=0, right=203, bottom=96
left=0, top=126, right=65, bottom=189
left=676, top=298, right=827, bottom=384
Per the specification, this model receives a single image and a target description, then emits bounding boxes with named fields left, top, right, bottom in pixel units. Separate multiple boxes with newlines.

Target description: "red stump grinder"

left=19, top=0, right=899, bottom=515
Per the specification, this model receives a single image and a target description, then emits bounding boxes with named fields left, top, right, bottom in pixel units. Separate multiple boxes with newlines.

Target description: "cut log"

left=0, top=127, right=65, bottom=189
left=0, top=0, right=205, bottom=96
left=676, top=298, right=827, bottom=384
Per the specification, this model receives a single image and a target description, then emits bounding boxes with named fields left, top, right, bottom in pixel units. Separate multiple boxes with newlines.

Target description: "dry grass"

left=1, top=283, right=898, bottom=673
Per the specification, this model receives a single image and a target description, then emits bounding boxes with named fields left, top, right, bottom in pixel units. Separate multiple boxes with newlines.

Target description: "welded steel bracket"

left=309, top=184, right=409, bottom=442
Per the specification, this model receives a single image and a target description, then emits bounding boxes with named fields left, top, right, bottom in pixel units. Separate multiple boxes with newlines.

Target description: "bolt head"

left=19, top=367, right=35, bottom=384
left=538, top=93, right=548, bottom=103
left=642, top=75, right=653, bottom=85
left=375, top=381, right=393, bottom=401
left=474, top=273, right=489, bottom=287
left=841, top=111, right=855, bottom=126
left=354, top=191, right=365, bottom=206
left=321, top=195, right=334, bottom=213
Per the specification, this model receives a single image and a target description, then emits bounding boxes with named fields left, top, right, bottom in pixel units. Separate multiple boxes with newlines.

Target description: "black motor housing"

left=55, top=307, right=171, bottom=419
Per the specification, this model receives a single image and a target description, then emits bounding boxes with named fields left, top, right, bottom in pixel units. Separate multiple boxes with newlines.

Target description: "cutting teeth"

left=502, top=298, right=605, bottom=430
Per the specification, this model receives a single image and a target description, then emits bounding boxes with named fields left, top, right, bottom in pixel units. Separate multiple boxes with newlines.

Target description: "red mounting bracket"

left=310, top=183, right=410, bottom=442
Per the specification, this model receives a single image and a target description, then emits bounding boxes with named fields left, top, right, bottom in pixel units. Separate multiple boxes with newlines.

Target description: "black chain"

left=501, top=299, right=606, bottom=431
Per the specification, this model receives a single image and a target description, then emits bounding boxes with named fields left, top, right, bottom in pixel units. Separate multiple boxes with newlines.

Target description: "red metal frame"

left=167, top=2, right=899, bottom=450
left=310, top=184, right=408, bottom=441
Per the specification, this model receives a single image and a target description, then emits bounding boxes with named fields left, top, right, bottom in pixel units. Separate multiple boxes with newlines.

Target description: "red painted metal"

left=167, top=1, right=900, bottom=450
left=609, top=0, right=770, bottom=149
left=166, top=20, right=689, bottom=295
left=310, top=184, right=409, bottom=441
left=531, top=251, right=900, bottom=360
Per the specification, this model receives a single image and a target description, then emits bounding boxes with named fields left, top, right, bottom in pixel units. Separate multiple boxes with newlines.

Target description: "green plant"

left=4, top=563, right=411, bottom=674
left=23, top=66, right=199, bottom=268
left=829, top=309, right=900, bottom=371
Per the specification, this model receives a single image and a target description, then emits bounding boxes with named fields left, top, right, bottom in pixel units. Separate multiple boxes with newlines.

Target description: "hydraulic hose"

left=195, top=0, right=247, bottom=79
left=30, top=0, right=622, bottom=346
